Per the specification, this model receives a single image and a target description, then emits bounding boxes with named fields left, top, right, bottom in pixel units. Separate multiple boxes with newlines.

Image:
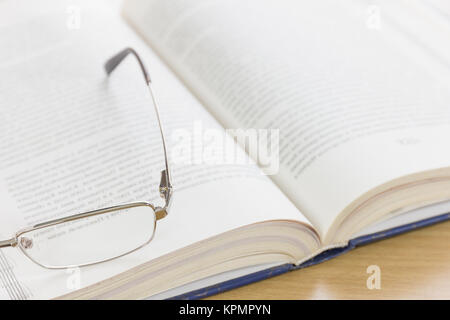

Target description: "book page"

left=124, top=0, right=450, bottom=239
left=0, top=0, right=311, bottom=299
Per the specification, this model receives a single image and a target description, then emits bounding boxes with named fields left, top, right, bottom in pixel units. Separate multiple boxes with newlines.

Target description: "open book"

left=1, top=0, right=450, bottom=299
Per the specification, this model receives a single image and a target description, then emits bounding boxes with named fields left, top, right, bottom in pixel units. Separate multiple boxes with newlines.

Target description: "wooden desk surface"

left=208, top=220, right=450, bottom=299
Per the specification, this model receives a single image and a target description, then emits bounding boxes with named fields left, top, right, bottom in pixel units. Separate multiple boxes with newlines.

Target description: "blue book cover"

left=171, top=212, right=450, bottom=300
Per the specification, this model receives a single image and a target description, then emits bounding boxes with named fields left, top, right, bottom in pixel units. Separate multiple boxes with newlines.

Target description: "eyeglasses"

left=0, top=48, right=173, bottom=269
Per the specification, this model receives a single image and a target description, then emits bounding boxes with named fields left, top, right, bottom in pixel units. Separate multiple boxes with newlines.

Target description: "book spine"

left=171, top=212, right=450, bottom=300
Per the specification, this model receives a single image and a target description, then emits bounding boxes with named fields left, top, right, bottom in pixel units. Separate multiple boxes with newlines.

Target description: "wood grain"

left=208, top=220, right=450, bottom=299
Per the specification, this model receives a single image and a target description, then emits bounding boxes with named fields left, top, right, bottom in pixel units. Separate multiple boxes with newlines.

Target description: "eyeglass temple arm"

left=105, top=48, right=173, bottom=217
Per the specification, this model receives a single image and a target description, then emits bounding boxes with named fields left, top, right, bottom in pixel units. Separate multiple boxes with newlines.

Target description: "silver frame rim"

left=15, top=202, right=157, bottom=269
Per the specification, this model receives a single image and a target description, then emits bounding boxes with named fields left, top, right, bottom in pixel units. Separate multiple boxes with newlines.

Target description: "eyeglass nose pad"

left=20, top=237, right=33, bottom=249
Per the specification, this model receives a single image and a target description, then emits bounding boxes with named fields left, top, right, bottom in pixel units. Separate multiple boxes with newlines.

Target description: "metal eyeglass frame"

left=0, top=48, right=173, bottom=269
